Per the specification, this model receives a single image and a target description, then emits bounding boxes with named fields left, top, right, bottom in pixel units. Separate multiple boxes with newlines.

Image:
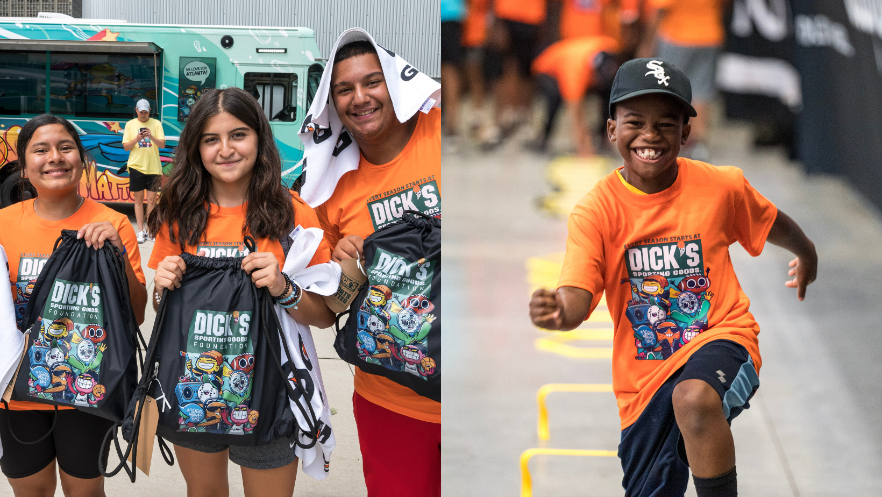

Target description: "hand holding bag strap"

left=243, top=236, right=321, bottom=449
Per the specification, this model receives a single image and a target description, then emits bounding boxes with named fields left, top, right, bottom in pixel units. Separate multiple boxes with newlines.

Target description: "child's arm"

left=765, top=210, right=818, bottom=301
left=529, top=287, right=594, bottom=331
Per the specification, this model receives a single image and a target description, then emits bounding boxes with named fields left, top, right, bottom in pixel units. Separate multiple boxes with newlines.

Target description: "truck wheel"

left=0, top=172, right=37, bottom=208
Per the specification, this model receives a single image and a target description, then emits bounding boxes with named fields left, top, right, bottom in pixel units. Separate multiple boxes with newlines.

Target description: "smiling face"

left=331, top=53, right=396, bottom=144
left=198, top=111, right=258, bottom=194
left=608, top=94, right=690, bottom=193
left=24, top=124, right=84, bottom=196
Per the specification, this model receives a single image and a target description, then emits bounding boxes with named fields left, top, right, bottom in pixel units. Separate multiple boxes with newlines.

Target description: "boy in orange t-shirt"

left=529, top=59, right=817, bottom=496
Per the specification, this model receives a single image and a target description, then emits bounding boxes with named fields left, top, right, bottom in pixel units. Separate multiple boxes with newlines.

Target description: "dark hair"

left=14, top=114, right=92, bottom=198
left=147, top=87, right=295, bottom=250
left=334, top=40, right=378, bottom=64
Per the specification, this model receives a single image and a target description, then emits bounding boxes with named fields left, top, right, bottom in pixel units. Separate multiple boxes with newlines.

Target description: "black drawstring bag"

left=6, top=229, right=144, bottom=445
left=334, top=211, right=441, bottom=402
left=106, top=237, right=319, bottom=481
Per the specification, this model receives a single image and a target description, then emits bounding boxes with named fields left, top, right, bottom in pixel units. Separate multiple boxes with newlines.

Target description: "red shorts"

left=353, top=391, right=441, bottom=497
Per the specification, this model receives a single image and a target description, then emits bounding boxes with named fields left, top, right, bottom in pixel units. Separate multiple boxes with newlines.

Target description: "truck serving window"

left=48, top=53, right=158, bottom=118
left=0, top=52, right=48, bottom=115
left=244, top=72, right=298, bottom=122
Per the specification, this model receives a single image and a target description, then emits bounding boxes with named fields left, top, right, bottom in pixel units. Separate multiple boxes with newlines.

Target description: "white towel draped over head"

left=298, top=27, right=441, bottom=208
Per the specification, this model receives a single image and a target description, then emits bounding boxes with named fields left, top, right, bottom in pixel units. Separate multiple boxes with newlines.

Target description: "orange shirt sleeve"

left=558, top=198, right=607, bottom=310
left=148, top=223, right=183, bottom=270
left=291, top=192, right=332, bottom=267
left=316, top=202, right=341, bottom=260
left=728, top=168, right=778, bottom=257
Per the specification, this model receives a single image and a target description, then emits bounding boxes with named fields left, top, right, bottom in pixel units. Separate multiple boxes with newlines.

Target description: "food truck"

left=0, top=14, right=324, bottom=206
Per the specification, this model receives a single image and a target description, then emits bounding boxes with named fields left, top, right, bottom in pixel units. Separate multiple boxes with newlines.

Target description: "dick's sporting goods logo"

left=17, top=256, right=49, bottom=282
left=367, top=178, right=440, bottom=230
left=197, top=243, right=249, bottom=258
left=188, top=310, right=253, bottom=353
left=625, top=239, right=704, bottom=279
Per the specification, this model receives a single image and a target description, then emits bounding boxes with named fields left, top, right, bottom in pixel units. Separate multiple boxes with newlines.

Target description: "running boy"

left=529, top=59, right=817, bottom=497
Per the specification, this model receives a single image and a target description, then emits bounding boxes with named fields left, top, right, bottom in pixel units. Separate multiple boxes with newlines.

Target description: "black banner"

left=719, top=0, right=798, bottom=150
left=793, top=0, right=882, bottom=211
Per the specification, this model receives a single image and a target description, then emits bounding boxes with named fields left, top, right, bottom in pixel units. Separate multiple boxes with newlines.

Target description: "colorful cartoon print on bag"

left=175, top=309, right=259, bottom=434
left=623, top=237, right=713, bottom=361
left=356, top=248, right=437, bottom=378
left=28, top=279, right=107, bottom=406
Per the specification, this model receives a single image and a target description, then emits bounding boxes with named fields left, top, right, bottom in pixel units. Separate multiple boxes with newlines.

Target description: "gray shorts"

left=657, top=39, right=720, bottom=101
left=173, top=436, right=299, bottom=470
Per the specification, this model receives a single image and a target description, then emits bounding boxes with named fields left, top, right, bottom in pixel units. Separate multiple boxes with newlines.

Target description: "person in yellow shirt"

left=122, top=99, right=166, bottom=243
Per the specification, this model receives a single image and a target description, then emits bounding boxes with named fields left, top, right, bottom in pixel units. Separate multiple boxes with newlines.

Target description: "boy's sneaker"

left=136, top=230, right=146, bottom=244
left=147, top=231, right=155, bottom=242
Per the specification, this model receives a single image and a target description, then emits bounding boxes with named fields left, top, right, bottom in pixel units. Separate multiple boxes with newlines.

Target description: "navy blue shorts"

left=618, top=339, right=760, bottom=497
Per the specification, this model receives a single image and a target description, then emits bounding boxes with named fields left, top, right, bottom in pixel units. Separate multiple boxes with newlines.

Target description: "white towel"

left=0, top=244, right=26, bottom=460
left=276, top=226, right=340, bottom=479
left=298, top=27, right=441, bottom=208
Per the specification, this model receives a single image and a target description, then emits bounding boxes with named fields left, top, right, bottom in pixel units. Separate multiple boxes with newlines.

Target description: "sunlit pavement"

left=443, top=116, right=882, bottom=496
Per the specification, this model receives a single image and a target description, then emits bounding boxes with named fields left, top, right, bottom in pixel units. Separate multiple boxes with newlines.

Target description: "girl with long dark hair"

left=0, top=114, right=147, bottom=496
left=147, top=87, right=334, bottom=497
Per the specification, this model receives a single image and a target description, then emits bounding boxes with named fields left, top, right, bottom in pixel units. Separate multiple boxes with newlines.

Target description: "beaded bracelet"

left=273, top=272, right=292, bottom=301
left=278, top=275, right=302, bottom=309
left=279, top=284, right=302, bottom=309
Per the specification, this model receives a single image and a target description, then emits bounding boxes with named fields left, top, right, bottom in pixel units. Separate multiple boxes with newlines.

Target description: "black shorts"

left=0, top=408, right=114, bottom=479
left=129, top=168, right=161, bottom=193
left=441, top=21, right=463, bottom=65
left=618, top=339, right=760, bottom=497
left=487, top=19, right=540, bottom=79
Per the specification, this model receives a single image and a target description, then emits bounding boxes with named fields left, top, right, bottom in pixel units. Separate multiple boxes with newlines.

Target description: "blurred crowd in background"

left=440, top=0, right=733, bottom=161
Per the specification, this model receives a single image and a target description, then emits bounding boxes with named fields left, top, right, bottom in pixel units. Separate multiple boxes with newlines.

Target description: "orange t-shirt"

left=463, top=0, right=489, bottom=47
left=649, top=0, right=725, bottom=46
left=148, top=192, right=330, bottom=270
left=317, top=109, right=441, bottom=423
left=0, top=198, right=145, bottom=411
left=559, top=0, right=606, bottom=39
left=558, top=159, right=778, bottom=429
left=532, top=36, right=619, bottom=102
left=494, top=0, right=547, bottom=25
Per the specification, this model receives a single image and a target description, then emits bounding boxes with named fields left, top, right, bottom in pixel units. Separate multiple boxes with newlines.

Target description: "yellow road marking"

left=537, top=156, right=616, bottom=218
left=520, top=448, right=619, bottom=497
left=536, top=384, right=614, bottom=441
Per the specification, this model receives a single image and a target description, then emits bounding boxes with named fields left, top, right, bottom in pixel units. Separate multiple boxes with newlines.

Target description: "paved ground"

left=0, top=220, right=367, bottom=496
left=443, top=110, right=882, bottom=496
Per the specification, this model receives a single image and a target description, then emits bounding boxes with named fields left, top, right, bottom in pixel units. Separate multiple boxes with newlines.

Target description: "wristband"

left=278, top=278, right=302, bottom=309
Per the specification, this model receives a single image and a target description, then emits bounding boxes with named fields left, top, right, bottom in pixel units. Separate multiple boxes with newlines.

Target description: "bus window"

left=48, top=53, right=158, bottom=118
left=306, top=63, right=323, bottom=110
left=0, top=52, right=47, bottom=115
left=244, top=72, right=297, bottom=122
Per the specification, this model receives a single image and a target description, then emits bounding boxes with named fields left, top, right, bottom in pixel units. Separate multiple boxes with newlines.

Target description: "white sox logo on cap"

left=645, top=60, right=670, bottom=86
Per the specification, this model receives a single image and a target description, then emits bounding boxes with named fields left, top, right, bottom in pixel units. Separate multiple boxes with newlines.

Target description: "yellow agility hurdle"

left=537, top=383, right=614, bottom=441
left=520, top=448, right=619, bottom=497
left=533, top=329, right=614, bottom=359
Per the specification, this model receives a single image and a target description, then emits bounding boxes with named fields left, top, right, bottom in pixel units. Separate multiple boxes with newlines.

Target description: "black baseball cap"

left=609, top=58, right=697, bottom=118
